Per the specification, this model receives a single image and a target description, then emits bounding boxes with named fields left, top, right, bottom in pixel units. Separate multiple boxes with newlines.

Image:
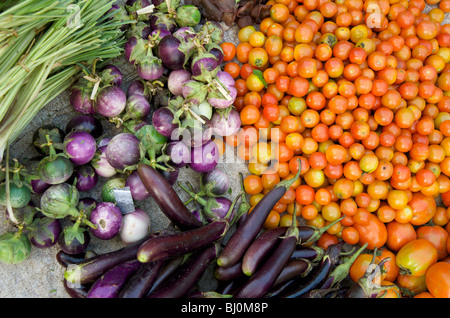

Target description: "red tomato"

left=416, top=225, right=450, bottom=260
left=425, top=262, right=450, bottom=298
left=353, top=213, right=387, bottom=250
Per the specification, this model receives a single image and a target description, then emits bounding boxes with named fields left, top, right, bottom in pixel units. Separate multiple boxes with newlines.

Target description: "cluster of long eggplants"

left=60, top=161, right=393, bottom=298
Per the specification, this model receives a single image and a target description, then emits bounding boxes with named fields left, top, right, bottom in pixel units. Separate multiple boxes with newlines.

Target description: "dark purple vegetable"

left=118, top=260, right=164, bottom=298
left=137, top=163, right=203, bottom=230
left=127, top=80, right=146, bottom=97
left=137, top=220, right=228, bottom=263
left=234, top=214, right=300, bottom=298
left=167, top=69, right=191, bottom=96
left=86, top=259, right=142, bottom=298
left=56, top=250, right=88, bottom=268
left=201, top=167, right=230, bottom=196
left=70, top=88, right=95, bottom=115
left=73, top=165, right=98, bottom=192
left=241, top=226, right=287, bottom=277
left=189, top=140, right=219, bottom=173
left=157, top=167, right=179, bottom=186
left=272, top=259, right=313, bottom=289
left=137, top=57, right=164, bottom=81
left=126, top=21, right=152, bottom=40
left=122, top=94, right=152, bottom=122
left=125, top=37, right=138, bottom=63
left=152, top=107, right=178, bottom=138
left=30, top=178, right=50, bottom=195
left=58, top=226, right=90, bottom=255
left=95, top=85, right=127, bottom=118
left=312, top=243, right=368, bottom=293
left=166, top=141, right=190, bottom=168
left=191, top=52, right=220, bottom=82
left=29, top=217, right=62, bottom=248
left=149, top=12, right=177, bottom=33
left=100, top=65, right=123, bottom=86
left=65, top=115, right=103, bottom=139
left=63, top=279, right=90, bottom=298
left=291, top=245, right=325, bottom=262
left=273, top=243, right=343, bottom=298
left=63, top=131, right=97, bottom=166
left=148, top=244, right=218, bottom=298
left=105, top=133, right=141, bottom=171
left=157, top=35, right=185, bottom=70
left=150, top=28, right=171, bottom=42
left=64, top=236, right=151, bottom=284
left=148, top=255, right=184, bottom=294
left=178, top=182, right=238, bottom=221
left=216, top=163, right=301, bottom=268
left=209, top=47, right=224, bottom=65
left=214, top=261, right=244, bottom=282
left=89, top=202, right=123, bottom=240
left=211, top=108, right=241, bottom=137
left=125, top=171, right=150, bottom=201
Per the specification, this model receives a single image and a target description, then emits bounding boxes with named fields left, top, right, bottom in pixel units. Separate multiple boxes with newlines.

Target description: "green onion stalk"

left=0, top=0, right=130, bottom=163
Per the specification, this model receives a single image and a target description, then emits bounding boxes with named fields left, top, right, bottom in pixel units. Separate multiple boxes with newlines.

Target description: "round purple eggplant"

left=105, top=133, right=141, bottom=170
left=125, top=171, right=150, bottom=201
left=95, top=86, right=127, bottom=118
left=65, top=115, right=103, bottom=139
left=63, top=131, right=97, bottom=166
left=157, top=35, right=185, bottom=70
left=189, top=140, right=219, bottom=173
left=29, top=217, right=62, bottom=248
left=89, top=202, right=123, bottom=240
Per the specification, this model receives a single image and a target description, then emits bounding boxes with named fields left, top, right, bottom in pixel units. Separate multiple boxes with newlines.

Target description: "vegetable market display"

left=0, top=0, right=450, bottom=300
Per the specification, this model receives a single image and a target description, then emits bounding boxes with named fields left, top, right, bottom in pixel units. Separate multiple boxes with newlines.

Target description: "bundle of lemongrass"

left=0, top=0, right=130, bottom=162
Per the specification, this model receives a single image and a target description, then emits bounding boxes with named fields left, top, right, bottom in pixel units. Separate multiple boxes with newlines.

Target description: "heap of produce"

left=1, top=0, right=450, bottom=300
left=219, top=0, right=450, bottom=298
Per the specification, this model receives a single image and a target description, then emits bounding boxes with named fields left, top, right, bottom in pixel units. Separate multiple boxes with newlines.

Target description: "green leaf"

left=253, top=69, right=267, bottom=88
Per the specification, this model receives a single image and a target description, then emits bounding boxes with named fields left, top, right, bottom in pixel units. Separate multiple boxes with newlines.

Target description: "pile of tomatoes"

left=219, top=0, right=450, bottom=297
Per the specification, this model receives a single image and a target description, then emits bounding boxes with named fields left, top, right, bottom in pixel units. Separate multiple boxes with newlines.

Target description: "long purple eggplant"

left=148, top=244, right=218, bottom=298
left=64, top=236, right=152, bottom=285
left=241, top=226, right=286, bottom=276
left=86, top=260, right=142, bottom=298
left=148, top=255, right=185, bottom=294
left=137, top=163, right=203, bottom=230
left=313, top=243, right=368, bottom=292
left=271, top=243, right=343, bottom=298
left=214, top=261, right=244, bottom=281
left=240, top=214, right=340, bottom=277
left=118, top=260, right=165, bottom=298
left=233, top=214, right=301, bottom=298
left=56, top=250, right=87, bottom=268
left=63, top=279, right=91, bottom=298
left=291, top=245, right=324, bottom=262
left=272, top=258, right=313, bottom=289
left=216, top=162, right=301, bottom=268
left=137, top=220, right=228, bottom=263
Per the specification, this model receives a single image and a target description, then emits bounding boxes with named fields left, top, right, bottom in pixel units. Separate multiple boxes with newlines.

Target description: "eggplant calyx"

left=328, top=243, right=369, bottom=288
left=235, top=173, right=251, bottom=220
